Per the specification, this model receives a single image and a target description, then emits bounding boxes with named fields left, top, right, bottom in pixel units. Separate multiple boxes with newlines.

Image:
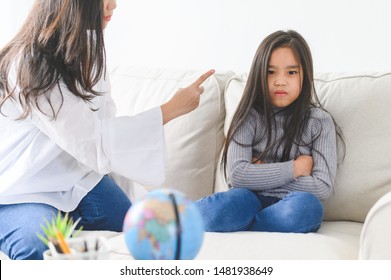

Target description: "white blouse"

left=0, top=74, right=167, bottom=211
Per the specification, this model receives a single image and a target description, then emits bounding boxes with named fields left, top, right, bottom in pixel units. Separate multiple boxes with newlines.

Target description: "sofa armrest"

left=359, top=190, right=391, bottom=259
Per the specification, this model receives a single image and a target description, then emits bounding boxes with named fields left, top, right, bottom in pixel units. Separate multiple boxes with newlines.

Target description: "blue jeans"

left=0, top=175, right=131, bottom=260
left=195, top=188, right=323, bottom=233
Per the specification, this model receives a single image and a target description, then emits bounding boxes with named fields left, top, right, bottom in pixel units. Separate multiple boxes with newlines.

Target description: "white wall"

left=2, top=0, right=390, bottom=73
left=2, top=1, right=32, bottom=46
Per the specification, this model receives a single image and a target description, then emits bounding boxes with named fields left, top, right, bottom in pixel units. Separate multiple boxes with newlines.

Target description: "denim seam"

left=82, top=195, right=100, bottom=222
left=230, top=216, right=255, bottom=231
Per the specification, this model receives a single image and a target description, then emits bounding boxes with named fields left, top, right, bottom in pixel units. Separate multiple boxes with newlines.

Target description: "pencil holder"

left=43, top=236, right=111, bottom=260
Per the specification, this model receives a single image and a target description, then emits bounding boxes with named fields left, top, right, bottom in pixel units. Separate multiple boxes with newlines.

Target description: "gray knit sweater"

left=227, top=107, right=337, bottom=200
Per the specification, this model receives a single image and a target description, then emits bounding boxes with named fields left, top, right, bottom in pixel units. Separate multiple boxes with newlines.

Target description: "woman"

left=0, top=0, right=214, bottom=259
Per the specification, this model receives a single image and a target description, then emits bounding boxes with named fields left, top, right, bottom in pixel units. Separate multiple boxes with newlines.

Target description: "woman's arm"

left=161, top=70, right=215, bottom=125
left=29, top=70, right=215, bottom=185
left=29, top=80, right=166, bottom=185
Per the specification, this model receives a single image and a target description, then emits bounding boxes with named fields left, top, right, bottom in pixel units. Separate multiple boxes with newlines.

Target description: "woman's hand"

left=161, top=69, right=215, bottom=125
left=294, top=155, right=313, bottom=178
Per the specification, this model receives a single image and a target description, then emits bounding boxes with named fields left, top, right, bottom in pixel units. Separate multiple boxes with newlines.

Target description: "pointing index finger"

left=192, top=69, right=215, bottom=87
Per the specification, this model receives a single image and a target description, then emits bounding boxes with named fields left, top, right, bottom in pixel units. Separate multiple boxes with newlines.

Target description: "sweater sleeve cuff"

left=281, top=160, right=296, bottom=183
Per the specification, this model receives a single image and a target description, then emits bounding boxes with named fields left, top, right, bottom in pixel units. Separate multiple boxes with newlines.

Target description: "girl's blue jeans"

left=195, top=188, right=323, bottom=233
left=0, top=175, right=131, bottom=260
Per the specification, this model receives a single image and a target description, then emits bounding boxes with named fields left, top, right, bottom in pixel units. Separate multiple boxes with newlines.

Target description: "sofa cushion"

left=79, top=221, right=361, bottom=260
left=315, top=73, right=391, bottom=222
left=109, top=66, right=234, bottom=200
left=0, top=221, right=363, bottom=260
left=223, top=72, right=391, bottom=223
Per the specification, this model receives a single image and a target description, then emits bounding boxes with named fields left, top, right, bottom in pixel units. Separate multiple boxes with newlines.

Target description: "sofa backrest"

left=109, top=66, right=234, bottom=201
left=222, top=72, right=391, bottom=223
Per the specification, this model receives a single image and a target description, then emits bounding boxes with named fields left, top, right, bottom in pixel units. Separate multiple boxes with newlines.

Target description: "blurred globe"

left=123, top=189, right=204, bottom=260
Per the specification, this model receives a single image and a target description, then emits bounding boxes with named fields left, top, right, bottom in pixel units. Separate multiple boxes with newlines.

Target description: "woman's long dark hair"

left=221, top=30, right=344, bottom=180
left=0, top=0, right=106, bottom=119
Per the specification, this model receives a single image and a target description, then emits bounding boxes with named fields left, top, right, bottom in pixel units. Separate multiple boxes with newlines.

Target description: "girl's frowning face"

left=267, top=47, right=303, bottom=108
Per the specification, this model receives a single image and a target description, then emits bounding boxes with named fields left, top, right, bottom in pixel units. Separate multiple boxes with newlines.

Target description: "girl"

left=196, top=30, right=344, bottom=233
left=0, top=0, right=214, bottom=259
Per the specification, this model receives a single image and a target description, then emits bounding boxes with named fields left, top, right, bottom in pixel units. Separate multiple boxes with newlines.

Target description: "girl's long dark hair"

left=0, top=0, right=106, bottom=119
left=221, top=30, right=344, bottom=180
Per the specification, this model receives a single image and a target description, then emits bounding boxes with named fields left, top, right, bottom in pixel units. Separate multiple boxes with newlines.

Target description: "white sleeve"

left=30, top=82, right=167, bottom=186
left=105, top=109, right=167, bottom=186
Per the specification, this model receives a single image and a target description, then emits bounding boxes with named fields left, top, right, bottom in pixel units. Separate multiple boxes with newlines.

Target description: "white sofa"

left=2, top=67, right=391, bottom=260
left=102, top=67, right=391, bottom=260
